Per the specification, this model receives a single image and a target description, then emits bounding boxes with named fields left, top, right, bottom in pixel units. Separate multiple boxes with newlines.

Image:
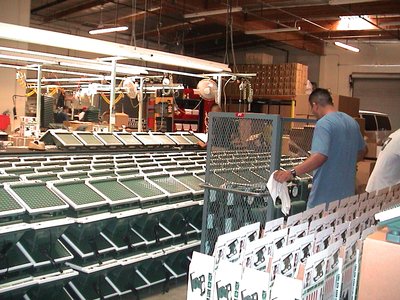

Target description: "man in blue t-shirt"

left=274, top=88, right=366, bottom=208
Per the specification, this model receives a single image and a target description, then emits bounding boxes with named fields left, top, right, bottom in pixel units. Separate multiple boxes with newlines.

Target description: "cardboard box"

left=332, top=94, right=360, bottom=117
left=282, top=135, right=290, bottom=156
left=354, top=117, right=366, bottom=137
left=297, top=94, right=360, bottom=117
left=365, top=142, right=378, bottom=159
left=295, top=114, right=316, bottom=120
left=358, top=228, right=400, bottom=300
left=115, top=113, right=129, bottom=129
left=9, top=136, right=35, bottom=147
left=357, top=159, right=376, bottom=185
left=295, top=94, right=312, bottom=115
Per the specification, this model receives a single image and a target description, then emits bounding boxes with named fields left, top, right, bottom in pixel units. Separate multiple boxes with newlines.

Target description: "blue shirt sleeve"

left=311, top=123, right=330, bottom=157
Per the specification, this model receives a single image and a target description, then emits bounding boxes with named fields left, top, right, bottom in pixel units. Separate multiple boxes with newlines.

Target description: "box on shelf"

left=358, top=227, right=400, bottom=300
left=365, top=142, right=379, bottom=159
left=356, top=160, right=376, bottom=194
left=295, top=114, right=316, bottom=120
left=354, top=117, right=365, bottom=137
left=331, top=94, right=360, bottom=118
left=9, top=136, right=35, bottom=147
left=295, top=94, right=312, bottom=115
left=227, top=63, right=308, bottom=98
left=264, top=104, right=292, bottom=118
left=296, top=94, right=360, bottom=118
left=20, top=116, right=37, bottom=137
left=115, top=112, right=129, bottom=129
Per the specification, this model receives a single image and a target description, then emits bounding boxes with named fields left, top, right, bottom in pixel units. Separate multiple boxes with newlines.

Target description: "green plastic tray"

left=51, top=179, right=107, bottom=208
left=173, top=173, right=204, bottom=192
left=8, top=182, right=67, bottom=211
left=119, top=176, right=166, bottom=200
left=89, top=178, right=139, bottom=203
left=0, top=185, right=24, bottom=214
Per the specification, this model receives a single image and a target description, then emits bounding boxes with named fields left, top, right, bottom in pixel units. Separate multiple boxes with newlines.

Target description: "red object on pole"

left=0, top=115, right=10, bottom=131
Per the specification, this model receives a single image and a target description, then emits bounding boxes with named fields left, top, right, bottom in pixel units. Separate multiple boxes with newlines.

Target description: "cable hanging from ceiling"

left=157, top=0, right=162, bottom=49
left=224, top=0, right=238, bottom=73
left=130, top=0, right=137, bottom=47
left=142, top=0, right=148, bottom=48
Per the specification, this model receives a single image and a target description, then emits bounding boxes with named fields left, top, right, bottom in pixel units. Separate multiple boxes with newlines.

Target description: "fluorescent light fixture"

left=337, top=15, right=375, bottom=30
left=143, top=84, right=185, bottom=91
left=0, top=22, right=231, bottom=72
left=26, top=77, right=104, bottom=83
left=0, top=54, right=55, bottom=65
left=334, top=41, right=360, bottom=52
left=329, top=0, right=380, bottom=5
left=184, top=7, right=242, bottom=18
left=42, top=68, right=107, bottom=77
left=59, top=62, right=145, bottom=75
left=0, top=63, right=37, bottom=70
left=245, top=27, right=301, bottom=34
left=89, top=25, right=128, bottom=35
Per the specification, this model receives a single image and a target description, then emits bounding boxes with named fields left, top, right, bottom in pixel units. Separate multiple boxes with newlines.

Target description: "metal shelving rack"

left=0, top=146, right=206, bottom=299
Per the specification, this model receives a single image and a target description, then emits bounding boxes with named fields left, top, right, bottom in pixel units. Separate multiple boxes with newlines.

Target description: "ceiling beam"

left=110, top=6, right=161, bottom=24
left=166, top=1, right=324, bottom=54
left=43, top=0, right=115, bottom=23
left=31, top=0, right=68, bottom=14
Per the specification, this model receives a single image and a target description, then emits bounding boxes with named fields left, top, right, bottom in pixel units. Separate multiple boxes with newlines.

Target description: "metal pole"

left=36, top=65, right=42, bottom=137
left=109, top=59, right=117, bottom=132
left=216, top=75, right=222, bottom=106
left=138, top=77, right=144, bottom=132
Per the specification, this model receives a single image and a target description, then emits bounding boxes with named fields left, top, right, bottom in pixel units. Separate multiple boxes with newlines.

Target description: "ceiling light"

left=89, top=4, right=128, bottom=35
left=184, top=7, right=242, bottom=18
left=89, top=25, right=128, bottom=35
left=25, top=77, right=104, bottom=83
left=329, top=0, right=381, bottom=5
left=334, top=41, right=360, bottom=52
left=337, top=15, right=375, bottom=30
left=0, top=54, right=55, bottom=65
left=0, top=22, right=231, bottom=72
left=245, top=27, right=301, bottom=34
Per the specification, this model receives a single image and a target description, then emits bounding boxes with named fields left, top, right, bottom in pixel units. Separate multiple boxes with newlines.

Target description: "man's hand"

left=273, top=170, right=293, bottom=183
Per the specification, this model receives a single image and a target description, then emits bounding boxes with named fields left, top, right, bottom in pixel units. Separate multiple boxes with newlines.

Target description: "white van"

left=359, top=110, right=392, bottom=145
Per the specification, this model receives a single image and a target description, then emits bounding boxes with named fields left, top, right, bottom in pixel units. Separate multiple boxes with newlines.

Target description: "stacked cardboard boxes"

left=226, top=63, right=308, bottom=99
left=294, top=94, right=360, bottom=119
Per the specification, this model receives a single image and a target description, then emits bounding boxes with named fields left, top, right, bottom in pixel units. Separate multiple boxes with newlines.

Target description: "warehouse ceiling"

left=30, top=0, right=400, bottom=58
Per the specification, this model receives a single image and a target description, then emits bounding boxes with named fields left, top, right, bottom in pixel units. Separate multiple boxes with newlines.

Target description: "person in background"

left=366, top=128, right=400, bottom=193
left=274, top=88, right=366, bottom=209
left=197, top=103, right=222, bottom=148
left=54, top=106, right=69, bottom=123
left=101, top=110, right=110, bottom=125
left=78, top=106, right=87, bottom=121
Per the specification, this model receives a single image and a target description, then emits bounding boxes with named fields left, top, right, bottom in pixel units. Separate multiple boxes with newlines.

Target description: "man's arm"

left=274, top=153, right=328, bottom=183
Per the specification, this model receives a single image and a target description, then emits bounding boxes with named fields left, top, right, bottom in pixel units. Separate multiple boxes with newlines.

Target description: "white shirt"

left=366, top=129, right=400, bottom=193
left=78, top=111, right=86, bottom=121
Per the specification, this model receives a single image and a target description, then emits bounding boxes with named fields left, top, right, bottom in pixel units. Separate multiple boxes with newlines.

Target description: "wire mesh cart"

left=201, top=113, right=316, bottom=255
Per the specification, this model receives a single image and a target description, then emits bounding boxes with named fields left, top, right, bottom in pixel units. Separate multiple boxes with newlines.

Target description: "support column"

left=109, top=59, right=117, bottom=132
left=36, top=65, right=42, bottom=136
